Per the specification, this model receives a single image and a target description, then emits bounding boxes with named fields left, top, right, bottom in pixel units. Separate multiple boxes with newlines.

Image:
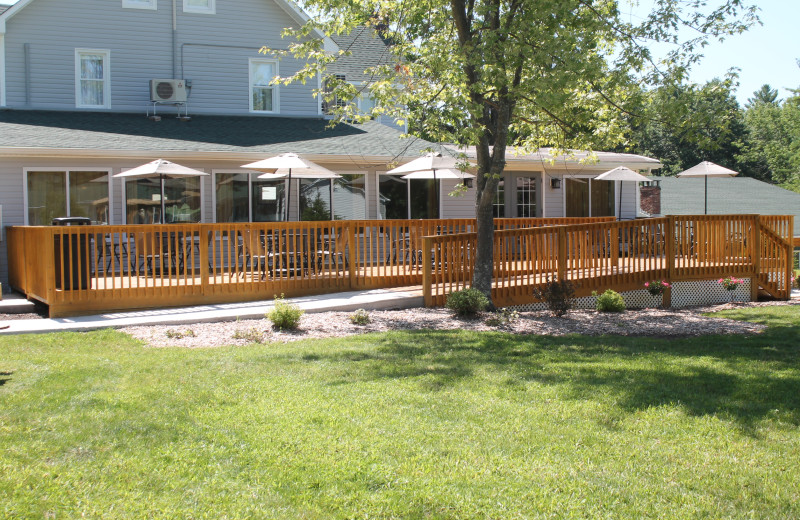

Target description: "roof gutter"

left=0, top=146, right=399, bottom=167
left=0, top=146, right=662, bottom=171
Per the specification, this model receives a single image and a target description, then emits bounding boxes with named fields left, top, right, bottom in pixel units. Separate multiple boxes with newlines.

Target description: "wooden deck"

left=422, top=215, right=795, bottom=307
left=6, top=216, right=794, bottom=317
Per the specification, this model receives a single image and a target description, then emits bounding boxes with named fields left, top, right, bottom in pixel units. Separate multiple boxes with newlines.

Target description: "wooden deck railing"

left=7, top=217, right=613, bottom=317
left=8, top=215, right=791, bottom=316
left=423, top=215, right=794, bottom=307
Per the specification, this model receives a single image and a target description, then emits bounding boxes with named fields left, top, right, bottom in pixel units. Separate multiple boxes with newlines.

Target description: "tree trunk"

left=472, top=175, right=496, bottom=307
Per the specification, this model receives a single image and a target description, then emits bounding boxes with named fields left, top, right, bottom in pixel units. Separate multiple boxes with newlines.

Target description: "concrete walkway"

left=0, top=286, right=423, bottom=335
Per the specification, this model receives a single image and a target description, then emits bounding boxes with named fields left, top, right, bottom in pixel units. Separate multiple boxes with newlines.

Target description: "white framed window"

left=213, top=171, right=363, bottom=222
left=122, top=0, right=157, bottom=10
left=249, top=59, right=279, bottom=114
left=75, top=49, right=110, bottom=109
left=322, top=74, right=347, bottom=115
left=183, top=0, right=215, bottom=14
left=24, top=168, right=112, bottom=226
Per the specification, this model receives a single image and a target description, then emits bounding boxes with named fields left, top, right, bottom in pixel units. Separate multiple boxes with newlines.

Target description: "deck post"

left=610, top=225, right=619, bottom=271
left=199, top=226, right=210, bottom=293
left=422, top=236, right=433, bottom=307
left=751, top=216, right=761, bottom=301
left=347, top=222, right=357, bottom=290
left=784, top=217, right=794, bottom=299
left=557, top=226, right=567, bottom=281
left=45, top=228, right=57, bottom=304
left=665, top=216, right=676, bottom=308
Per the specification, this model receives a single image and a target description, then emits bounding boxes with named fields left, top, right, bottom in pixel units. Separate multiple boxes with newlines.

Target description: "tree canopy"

left=271, top=0, right=759, bottom=300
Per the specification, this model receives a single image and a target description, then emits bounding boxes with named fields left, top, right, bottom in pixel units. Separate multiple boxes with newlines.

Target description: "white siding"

left=3, top=0, right=319, bottom=116
left=617, top=181, right=637, bottom=220
left=440, top=179, right=475, bottom=219
left=0, top=157, right=26, bottom=287
left=543, top=173, right=564, bottom=217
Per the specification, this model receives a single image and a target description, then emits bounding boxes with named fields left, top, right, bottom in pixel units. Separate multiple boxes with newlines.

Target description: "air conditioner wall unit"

left=150, top=79, right=187, bottom=102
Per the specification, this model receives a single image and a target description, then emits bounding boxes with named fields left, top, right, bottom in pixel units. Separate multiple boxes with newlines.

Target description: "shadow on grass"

left=0, top=371, right=12, bottom=387
left=304, top=314, right=800, bottom=431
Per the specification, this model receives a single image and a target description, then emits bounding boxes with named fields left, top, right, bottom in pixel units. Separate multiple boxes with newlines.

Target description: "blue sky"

left=4, top=0, right=798, bottom=104
left=626, top=0, right=800, bottom=104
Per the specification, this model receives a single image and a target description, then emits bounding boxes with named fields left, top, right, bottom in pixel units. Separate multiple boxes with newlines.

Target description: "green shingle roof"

left=0, top=109, right=434, bottom=159
left=329, top=27, right=393, bottom=83
left=654, top=176, right=800, bottom=236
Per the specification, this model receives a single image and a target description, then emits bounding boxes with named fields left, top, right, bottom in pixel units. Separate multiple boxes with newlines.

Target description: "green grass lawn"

left=2, top=307, right=799, bottom=519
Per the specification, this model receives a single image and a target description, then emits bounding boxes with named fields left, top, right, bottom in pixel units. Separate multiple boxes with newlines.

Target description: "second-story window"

left=249, top=59, right=278, bottom=113
left=75, top=49, right=110, bottom=109
left=122, top=0, right=157, bottom=10
left=184, top=0, right=215, bottom=14
left=322, top=74, right=347, bottom=115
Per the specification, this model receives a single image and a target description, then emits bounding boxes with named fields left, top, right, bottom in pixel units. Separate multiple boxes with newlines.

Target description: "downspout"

left=172, top=0, right=178, bottom=78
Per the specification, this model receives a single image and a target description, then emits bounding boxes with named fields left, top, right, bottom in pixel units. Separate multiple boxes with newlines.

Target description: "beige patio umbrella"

left=387, top=152, right=475, bottom=177
left=594, top=166, right=650, bottom=220
left=399, top=169, right=476, bottom=180
left=242, top=153, right=341, bottom=221
left=114, top=159, right=208, bottom=223
left=387, top=152, right=476, bottom=217
left=676, top=161, right=738, bottom=215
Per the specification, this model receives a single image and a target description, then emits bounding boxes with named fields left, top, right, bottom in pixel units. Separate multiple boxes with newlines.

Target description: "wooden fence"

left=423, top=214, right=795, bottom=307
left=7, top=217, right=614, bottom=317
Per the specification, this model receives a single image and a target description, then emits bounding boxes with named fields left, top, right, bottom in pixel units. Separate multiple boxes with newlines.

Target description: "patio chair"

left=315, top=227, right=348, bottom=273
left=94, top=232, right=131, bottom=275
left=239, top=229, right=271, bottom=280
left=133, top=231, right=173, bottom=275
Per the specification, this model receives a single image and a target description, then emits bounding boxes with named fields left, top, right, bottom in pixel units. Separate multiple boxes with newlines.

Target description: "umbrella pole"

left=618, top=181, right=622, bottom=221
left=160, top=174, right=166, bottom=224
left=704, top=175, right=708, bottom=215
left=286, top=169, right=292, bottom=222
left=434, top=169, right=439, bottom=218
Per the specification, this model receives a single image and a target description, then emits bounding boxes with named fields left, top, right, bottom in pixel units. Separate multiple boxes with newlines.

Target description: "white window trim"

left=213, top=171, right=367, bottom=222
left=183, top=0, right=215, bottom=14
left=121, top=168, right=205, bottom=224
left=248, top=58, right=280, bottom=114
left=213, top=170, right=295, bottom=222
left=122, top=0, right=157, bottom=10
left=316, top=71, right=323, bottom=115
left=75, top=49, right=111, bottom=109
left=561, top=175, right=618, bottom=218
left=212, top=171, right=255, bottom=223
left=23, top=167, right=113, bottom=226
left=331, top=172, right=368, bottom=221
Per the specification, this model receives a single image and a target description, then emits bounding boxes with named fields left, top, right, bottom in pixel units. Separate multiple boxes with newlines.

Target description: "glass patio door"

left=494, top=173, right=540, bottom=218
left=566, top=178, right=590, bottom=217
left=514, top=174, right=538, bottom=218
left=565, top=177, right=615, bottom=217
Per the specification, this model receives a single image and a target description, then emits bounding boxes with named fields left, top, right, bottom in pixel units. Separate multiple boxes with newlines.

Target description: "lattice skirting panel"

left=509, top=278, right=752, bottom=312
left=670, top=279, right=751, bottom=308
left=510, top=289, right=662, bottom=312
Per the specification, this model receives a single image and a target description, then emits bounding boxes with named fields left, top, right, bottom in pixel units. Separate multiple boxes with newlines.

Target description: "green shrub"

left=350, top=308, right=371, bottom=325
left=485, top=308, right=520, bottom=327
left=446, top=288, right=490, bottom=317
left=533, top=278, right=575, bottom=317
left=232, top=327, right=266, bottom=343
left=594, top=289, right=626, bottom=313
left=165, top=328, right=195, bottom=339
left=267, top=294, right=304, bottom=330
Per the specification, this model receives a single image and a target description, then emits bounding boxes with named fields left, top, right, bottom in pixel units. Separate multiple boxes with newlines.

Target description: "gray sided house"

left=0, top=0, right=660, bottom=289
